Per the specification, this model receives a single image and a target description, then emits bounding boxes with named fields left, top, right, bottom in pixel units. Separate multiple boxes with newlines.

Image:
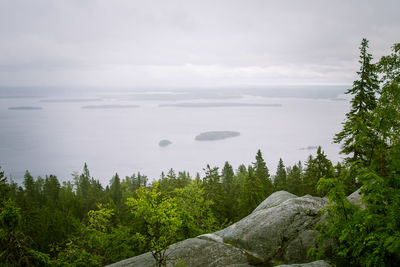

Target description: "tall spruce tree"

left=110, top=173, right=122, bottom=206
left=240, top=166, right=264, bottom=215
left=202, top=165, right=223, bottom=223
left=274, top=158, right=287, bottom=191
left=286, top=161, right=303, bottom=196
left=23, top=171, right=36, bottom=204
left=334, top=38, right=380, bottom=165
left=220, top=162, right=237, bottom=222
left=314, top=42, right=400, bottom=266
left=302, top=147, right=333, bottom=196
left=0, top=167, right=8, bottom=202
left=253, top=150, right=273, bottom=197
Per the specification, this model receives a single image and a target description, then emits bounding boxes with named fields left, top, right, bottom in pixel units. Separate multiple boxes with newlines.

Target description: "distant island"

left=8, top=106, right=42, bottom=110
left=159, top=139, right=172, bottom=147
left=81, top=104, right=139, bottom=109
left=195, top=131, right=240, bottom=141
left=41, top=98, right=101, bottom=103
left=299, top=145, right=319, bottom=150
left=159, top=103, right=282, bottom=108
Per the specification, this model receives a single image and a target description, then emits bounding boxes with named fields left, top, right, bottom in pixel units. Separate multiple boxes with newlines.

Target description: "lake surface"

left=0, top=86, right=349, bottom=185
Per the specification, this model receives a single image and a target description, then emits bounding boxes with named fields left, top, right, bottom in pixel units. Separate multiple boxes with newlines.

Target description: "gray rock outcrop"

left=252, top=190, right=296, bottom=213
left=215, top=193, right=327, bottom=265
left=347, top=187, right=364, bottom=208
left=108, top=191, right=329, bottom=267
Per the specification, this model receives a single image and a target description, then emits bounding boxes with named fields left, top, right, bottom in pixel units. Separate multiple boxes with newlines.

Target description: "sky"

left=0, top=0, right=399, bottom=87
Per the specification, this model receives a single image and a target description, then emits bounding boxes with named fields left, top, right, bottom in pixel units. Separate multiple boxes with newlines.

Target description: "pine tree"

left=334, top=38, right=380, bottom=165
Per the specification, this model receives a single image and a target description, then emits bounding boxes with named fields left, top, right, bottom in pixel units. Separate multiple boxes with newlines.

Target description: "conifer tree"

left=239, top=166, right=264, bottom=215
left=253, top=150, right=273, bottom=197
left=221, top=162, right=236, bottom=222
left=286, top=161, right=303, bottom=196
left=43, top=175, right=61, bottom=208
left=0, top=167, right=8, bottom=201
left=303, top=147, right=333, bottom=196
left=274, top=158, right=287, bottom=191
left=23, top=171, right=36, bottom=204
left=110, top=173, right=122, bottom=206
left=314, top=43, right=400, bottom=266
left=334, top=38, right=380, bottom=165
left=202, top=165, right=223, bottom=223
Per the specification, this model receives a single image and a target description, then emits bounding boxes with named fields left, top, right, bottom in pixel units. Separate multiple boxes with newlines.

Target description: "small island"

left=159, top=139, right=172, bottom=147
left=159, top=102, right=282, bottom=108
left=81, top=104, right=139, bottom=109
left=195, top=131, right=240, bottom=141
left=299, top=145, right=318, bottom=150
left=8, top=106, right=42, bottom=110
left=41, top=98, right=101, bottom=103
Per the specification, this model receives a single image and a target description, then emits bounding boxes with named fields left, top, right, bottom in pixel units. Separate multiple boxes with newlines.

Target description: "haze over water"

left=0, top=86, right=349, bottom=185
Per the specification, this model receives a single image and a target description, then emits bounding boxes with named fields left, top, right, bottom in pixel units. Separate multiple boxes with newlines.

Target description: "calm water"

left=0, top=86, right=349, bottom=185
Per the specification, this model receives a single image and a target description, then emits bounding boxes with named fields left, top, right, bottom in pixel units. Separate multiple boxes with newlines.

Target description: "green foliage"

left=110, top=173, right=122, bottom=207
left=126, top=182, right=182, bottom=267
left=334, top=38, right=380, bottom=165
left=0, top=199, right=52, bottom=266
left=313, top=40, right=400, bottom=267
left=314, top=169, right=400, bottom=266
left=238, top=165, right=264, bottom=216
left=219, top=162, right=241, bottom=223
left=159, top=169, right=192, bottom=197
left=274, top=158, right=287, bottom=191
left=55, top=239, right=103, bottom=267
left=302, top=147, right=334, bottom=196
left=286, top=161, right=303, bottom=196
left=0, top=199, right=20, bottom=231
left=253, top=150, right=273, bottom=197
left=202, top=165, right=227, bottom=224
left=0, top=167, right=8, bottom=201
left=174, top=182, right=218, bottom=238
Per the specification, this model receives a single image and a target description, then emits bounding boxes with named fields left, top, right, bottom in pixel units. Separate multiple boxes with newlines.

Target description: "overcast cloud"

left=0, top=0, right=399, bottom=87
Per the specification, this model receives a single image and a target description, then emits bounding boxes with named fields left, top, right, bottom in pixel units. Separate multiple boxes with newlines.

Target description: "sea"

left=0, top=86, right=350, bottom=185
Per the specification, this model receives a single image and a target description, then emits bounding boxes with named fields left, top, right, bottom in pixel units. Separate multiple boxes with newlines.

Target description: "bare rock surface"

left=252, top=191, right=297, bottom=213
left=108, top=191, right=334, bottom=267
left=216, top=194, right=328, bottom=264
left=347, top=187, right=364, bottom=208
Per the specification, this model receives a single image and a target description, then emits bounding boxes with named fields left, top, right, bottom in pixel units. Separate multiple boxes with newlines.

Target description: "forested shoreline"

left=1, top=39, right=399, bottom=266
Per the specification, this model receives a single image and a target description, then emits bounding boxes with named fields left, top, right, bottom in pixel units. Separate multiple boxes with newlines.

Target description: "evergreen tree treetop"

left=253, top=150, right=273, bottom=197
left=335, top=38, right=380, bottom=164
left=274, top=158, right=287, bottom=191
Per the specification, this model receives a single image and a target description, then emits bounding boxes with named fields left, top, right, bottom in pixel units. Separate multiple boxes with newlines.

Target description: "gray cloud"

left=0, top=0, right=399, bottom=86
